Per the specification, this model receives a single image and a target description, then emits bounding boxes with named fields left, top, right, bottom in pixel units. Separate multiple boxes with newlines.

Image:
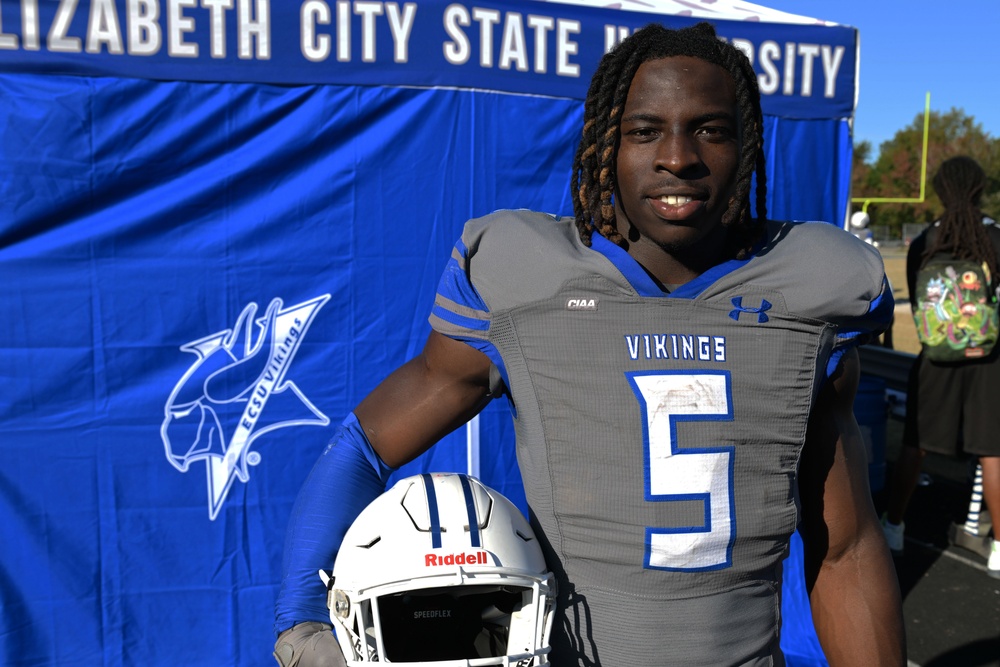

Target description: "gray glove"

left=273, top=622, right=347, bottom=667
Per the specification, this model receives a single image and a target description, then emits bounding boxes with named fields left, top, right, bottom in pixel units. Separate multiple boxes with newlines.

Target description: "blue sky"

left=760, top=0, right=1000, bottom=156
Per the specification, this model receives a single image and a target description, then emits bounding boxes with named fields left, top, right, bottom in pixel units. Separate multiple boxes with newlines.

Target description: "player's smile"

left=613, top=55, right=740, bottom=284
left=647, top=189, right=708, bottom=221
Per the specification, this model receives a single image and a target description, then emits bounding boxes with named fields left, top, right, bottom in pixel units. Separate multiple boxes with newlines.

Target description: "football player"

left=274, top=21, right=906, bottom=666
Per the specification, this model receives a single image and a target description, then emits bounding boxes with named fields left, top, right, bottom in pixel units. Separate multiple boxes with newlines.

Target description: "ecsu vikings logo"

left=162, top=295, right=331, bottom=520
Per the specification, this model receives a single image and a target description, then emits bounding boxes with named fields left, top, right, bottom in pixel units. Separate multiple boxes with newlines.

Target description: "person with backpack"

left=882, top=155, right=1000, bottom=579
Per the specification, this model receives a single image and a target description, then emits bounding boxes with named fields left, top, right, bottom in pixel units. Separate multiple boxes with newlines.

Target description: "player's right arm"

left=273, top=331, right=493, bottom=666
left=355, top=329, right=495, bottom=467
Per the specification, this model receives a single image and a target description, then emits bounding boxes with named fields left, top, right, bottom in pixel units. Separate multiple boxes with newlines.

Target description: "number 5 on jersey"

left=626, top=371, right=735, bottom=571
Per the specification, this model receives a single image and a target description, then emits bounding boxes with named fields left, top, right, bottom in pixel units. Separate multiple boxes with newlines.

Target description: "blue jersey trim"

left=671, top=254, right=756, bottom=299
left=866, top=276, right=896, bottom=327
left=590, top=233, right=665, bottom=297
left=825, top=347, right=848, bottom=380
left=430, top=304, right=490, bottom=332
left=590, top=231, right=757, bottom=299
left=824, top=276, right=894, bottom=378
left=435, top=239, right=489, bottom=313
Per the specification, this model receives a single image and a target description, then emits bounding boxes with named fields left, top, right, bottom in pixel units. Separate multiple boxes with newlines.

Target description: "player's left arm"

left=798, top=347, right=906, bottom=666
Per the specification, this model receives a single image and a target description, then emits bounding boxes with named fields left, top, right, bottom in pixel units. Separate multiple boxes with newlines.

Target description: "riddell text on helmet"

left=424, top=551, right=489, bottom=567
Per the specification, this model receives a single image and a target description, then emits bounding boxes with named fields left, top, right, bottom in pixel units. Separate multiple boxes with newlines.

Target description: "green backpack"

left=912, top=258, right=999, bottom=362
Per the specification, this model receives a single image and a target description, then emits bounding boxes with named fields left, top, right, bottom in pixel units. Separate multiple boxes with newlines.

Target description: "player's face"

left=614, top=56, right=740, bottom=277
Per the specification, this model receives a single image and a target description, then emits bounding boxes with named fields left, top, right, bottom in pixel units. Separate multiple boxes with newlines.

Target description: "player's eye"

left=624, top=126, right=658, bottom=140
left=698, top=126, right=730, bottom=136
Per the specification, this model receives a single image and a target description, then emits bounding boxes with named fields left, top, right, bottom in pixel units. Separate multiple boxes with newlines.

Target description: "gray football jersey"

left=430, top=210, right=892, bottom=666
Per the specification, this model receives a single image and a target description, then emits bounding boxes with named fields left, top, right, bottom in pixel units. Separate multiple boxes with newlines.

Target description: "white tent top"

left=541, top=0, right=841, bottom=25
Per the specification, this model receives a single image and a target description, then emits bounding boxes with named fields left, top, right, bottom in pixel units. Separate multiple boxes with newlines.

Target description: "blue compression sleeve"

left=273, top=412, right=394, bottom=635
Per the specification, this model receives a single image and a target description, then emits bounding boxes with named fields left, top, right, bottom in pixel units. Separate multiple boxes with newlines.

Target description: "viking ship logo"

left=162, top=295, right=330, bottom=520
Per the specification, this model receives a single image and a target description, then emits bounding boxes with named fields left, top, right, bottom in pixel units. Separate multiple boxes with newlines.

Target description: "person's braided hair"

left=922, top=156, right=998, bottom=279
left=571, top=22, right=767, bottom=259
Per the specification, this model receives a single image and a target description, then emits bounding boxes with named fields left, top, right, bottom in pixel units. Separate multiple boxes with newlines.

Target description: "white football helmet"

left=320, top=473, right=556, bottom=666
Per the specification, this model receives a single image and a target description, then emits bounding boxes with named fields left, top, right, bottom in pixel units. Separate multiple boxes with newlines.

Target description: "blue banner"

left=0, top=74, right=576, bottom=665
left=0, top=3, right=854, bottom=665
left=0, top=0, right=856, bottom=117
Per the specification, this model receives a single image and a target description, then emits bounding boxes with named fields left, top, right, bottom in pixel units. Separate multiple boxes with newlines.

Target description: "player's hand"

left=273, top=622, right=347, bottom=667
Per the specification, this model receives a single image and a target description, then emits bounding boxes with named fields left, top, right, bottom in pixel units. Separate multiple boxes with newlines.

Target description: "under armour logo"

left=729, top=296, right=771, bottom=323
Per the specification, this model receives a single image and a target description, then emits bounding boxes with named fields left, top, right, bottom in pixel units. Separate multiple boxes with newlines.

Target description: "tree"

left=851, top=108, right=1000, bottom=239
left=851, top=140, right=878, bottom=194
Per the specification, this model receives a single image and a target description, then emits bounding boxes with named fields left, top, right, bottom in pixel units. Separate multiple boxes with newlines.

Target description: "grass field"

left=878, top=246, right=921, bottom=355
